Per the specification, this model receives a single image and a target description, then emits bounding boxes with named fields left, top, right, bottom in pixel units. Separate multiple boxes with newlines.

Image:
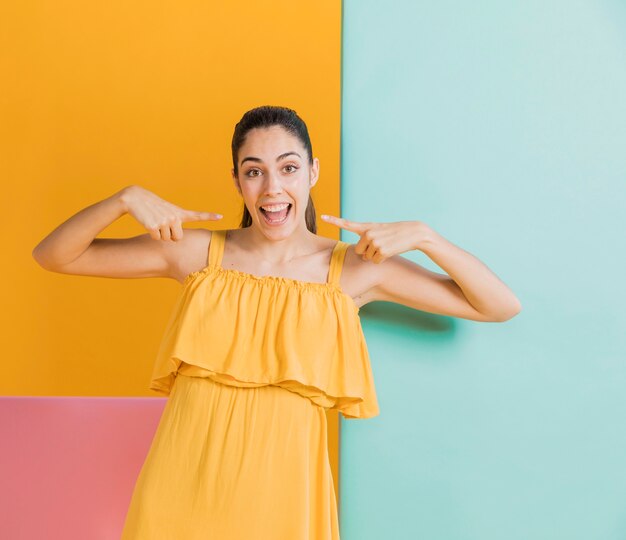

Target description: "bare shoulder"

left=169, top=227, right=215, bottom=284
left=336, top=240, right=382, bottom=308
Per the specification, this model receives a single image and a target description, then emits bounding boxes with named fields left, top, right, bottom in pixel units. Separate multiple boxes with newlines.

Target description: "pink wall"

left=1, top=397, right=166, bottom=539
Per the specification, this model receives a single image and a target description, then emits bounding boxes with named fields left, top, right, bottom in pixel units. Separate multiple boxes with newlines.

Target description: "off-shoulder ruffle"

left=149, top=264, right=380, bottom=419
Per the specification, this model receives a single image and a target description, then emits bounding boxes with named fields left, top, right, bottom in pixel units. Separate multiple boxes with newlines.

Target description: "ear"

left=309, top=157, right=320, bottom=189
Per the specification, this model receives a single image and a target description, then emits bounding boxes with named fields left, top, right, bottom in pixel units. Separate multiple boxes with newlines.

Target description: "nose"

left=263, top=170, right=284, bottom=196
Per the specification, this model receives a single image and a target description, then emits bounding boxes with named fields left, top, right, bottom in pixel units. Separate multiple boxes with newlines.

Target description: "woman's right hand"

left=121, top=185, right=223, bottom=242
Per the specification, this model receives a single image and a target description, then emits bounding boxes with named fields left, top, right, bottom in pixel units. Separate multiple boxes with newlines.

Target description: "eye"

left=245, top=165, right=298, bottom=177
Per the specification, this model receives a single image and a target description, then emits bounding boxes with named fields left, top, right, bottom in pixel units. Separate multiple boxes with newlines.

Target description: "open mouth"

left=260, top=203, right=292, bottom=225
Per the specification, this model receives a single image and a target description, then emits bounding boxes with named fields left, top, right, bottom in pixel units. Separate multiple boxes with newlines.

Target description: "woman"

left=33, top=105, right=521, bottom=539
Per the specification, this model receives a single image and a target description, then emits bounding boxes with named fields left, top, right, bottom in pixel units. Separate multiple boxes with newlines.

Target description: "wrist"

left=413, top=222, right=438, bottom=251
left=114, top=185, right=135, bottom=214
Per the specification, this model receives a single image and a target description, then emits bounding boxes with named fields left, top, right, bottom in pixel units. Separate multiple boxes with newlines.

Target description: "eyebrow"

left=240, top=151, right=302, bottom=166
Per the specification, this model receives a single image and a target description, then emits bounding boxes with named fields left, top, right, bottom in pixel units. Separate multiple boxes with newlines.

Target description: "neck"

left=239, top=223, right=319, bottom=264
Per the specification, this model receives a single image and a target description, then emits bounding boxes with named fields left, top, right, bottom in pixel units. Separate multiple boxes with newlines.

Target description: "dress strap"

left=208, top=229, right=226, bottom=267
left=327, top=241, right=349, bottom=287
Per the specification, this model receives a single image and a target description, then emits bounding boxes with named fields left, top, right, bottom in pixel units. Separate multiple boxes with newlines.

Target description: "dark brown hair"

left=231, top=105, right=317, bottom=233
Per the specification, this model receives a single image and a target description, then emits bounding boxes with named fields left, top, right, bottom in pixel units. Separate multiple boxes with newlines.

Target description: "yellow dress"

left=121, top=229, right=379, bottom=540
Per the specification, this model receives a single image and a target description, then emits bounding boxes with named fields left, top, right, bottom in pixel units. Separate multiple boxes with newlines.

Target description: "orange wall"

left=2, top=0, right=343, bottom=497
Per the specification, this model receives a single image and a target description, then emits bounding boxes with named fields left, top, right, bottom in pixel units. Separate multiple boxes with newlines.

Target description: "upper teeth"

left=261, top=203, right=290, bottom=212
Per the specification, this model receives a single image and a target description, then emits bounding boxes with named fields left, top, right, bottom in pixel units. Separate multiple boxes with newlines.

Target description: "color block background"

left=339, top=1, right=626, bottom=538
left=3, top=1, right=626, bottom=538
left=1, top=0, right=344, bottom=520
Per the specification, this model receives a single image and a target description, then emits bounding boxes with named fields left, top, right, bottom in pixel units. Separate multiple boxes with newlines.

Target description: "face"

left=231, top=125, right=319, bottom=236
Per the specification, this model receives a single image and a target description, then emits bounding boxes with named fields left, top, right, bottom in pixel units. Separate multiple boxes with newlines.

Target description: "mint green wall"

left=338, top=1, right=626, bottom=538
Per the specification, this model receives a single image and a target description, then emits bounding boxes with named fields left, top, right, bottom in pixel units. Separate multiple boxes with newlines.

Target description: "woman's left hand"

left=320, top=215, right=431, bottom=263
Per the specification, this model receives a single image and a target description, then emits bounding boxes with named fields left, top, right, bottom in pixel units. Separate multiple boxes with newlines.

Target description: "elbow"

left=495, top=300, right=522, bottom=322
left=32, top=245, right=54, bottom=271
left=32, top=245, right=44, bottom=266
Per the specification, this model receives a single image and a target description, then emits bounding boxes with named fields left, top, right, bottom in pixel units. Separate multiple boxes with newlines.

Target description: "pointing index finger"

left=321, top=214, right=367, bottom=232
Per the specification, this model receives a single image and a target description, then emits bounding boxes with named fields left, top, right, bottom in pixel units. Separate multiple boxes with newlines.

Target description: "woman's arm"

left=411, top=227, right=522, bottom=320
left=321, top=215, right=522, bottom=322
left=32, top=186, right=131, bottom=269
left=32, top=185, right=222, bottom=280
left=366, top=226, right=521, bottom=322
